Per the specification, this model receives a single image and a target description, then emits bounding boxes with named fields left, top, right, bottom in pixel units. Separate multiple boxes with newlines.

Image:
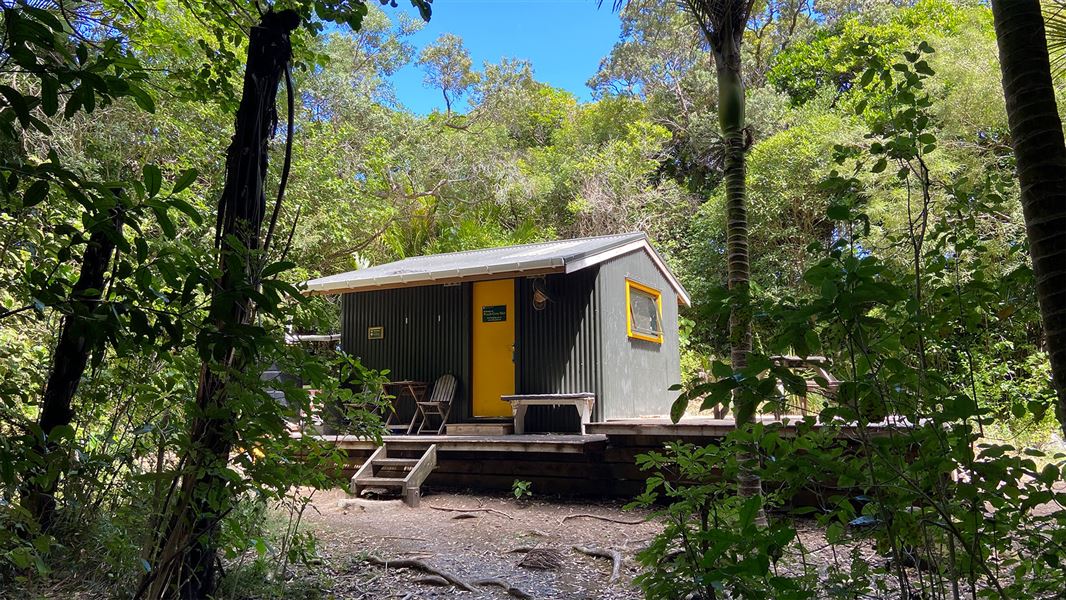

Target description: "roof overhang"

left=302, top=260, right=567, bottom=295
left=302, top=234, right=691, bottom=307
left=563, top=238, right=691, bottom=307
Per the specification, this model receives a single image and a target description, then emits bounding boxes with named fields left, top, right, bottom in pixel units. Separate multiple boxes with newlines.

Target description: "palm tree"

left=612, top=0, right=761, bottom=502
left=691, top=0, right=761, bottom=505
left=991, top=0, right=1066, bottom=436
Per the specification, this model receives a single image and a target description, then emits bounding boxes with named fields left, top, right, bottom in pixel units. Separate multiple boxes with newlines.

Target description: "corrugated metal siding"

left=517, top=269, right=602, bottom=432
left=596, top=251, right=681, bottom=419
left=337, top=249, right=680, bottom=430
left=341, top=285, right=470, bottom=423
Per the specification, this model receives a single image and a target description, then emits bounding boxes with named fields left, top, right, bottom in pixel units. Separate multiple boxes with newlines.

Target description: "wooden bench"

left=502, top=393, right=596, bottom=435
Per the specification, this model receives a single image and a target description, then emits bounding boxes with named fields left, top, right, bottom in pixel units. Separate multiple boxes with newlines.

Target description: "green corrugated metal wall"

left=339, top=248, right=680, bottom=432
left=516, top=268, right=602, bottom=431
left=341, top=285, right=470, bottom=423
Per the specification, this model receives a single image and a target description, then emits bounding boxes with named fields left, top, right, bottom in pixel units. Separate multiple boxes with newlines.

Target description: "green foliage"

left=511, top=479, right=533, bottom=501
left=0, top=1, right=417, bottom=593
left=631, top=434, right=818, bottom=599
left=767, top=0, right=965, bottom=108
left=643, top=39, right=1066, bottom=598
left=0, top=0, right=1061, bottom=596
left=417, top=33, right=478, bottom=112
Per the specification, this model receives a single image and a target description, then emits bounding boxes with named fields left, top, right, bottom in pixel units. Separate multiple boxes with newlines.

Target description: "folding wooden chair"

left=413, top=374, right=457, bottom=435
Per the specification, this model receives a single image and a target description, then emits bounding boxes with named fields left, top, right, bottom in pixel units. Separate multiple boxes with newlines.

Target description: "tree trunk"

left=140, top=11, right=298, bottom=599
left=991, top=0, right=1066, bottom=436
left=28, top=207, right=123, bottom=529
left=711, top=16, right=764, bottom=511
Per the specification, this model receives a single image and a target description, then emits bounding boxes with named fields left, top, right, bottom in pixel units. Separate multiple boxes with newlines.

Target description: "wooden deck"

left=295, top=433, right=607, bottom=454
left=305, top=416, right=910, bottom=498
left=587, top=417, right=751, bottom=437
left=587, top=416, right=912, bottom=438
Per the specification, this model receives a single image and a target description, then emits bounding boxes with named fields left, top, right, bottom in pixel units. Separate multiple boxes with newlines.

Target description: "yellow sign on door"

left=472, top=279, right=515, bottom=417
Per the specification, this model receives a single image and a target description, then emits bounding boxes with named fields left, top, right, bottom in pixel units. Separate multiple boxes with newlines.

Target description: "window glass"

left=629, top=286, right=661, bottom=338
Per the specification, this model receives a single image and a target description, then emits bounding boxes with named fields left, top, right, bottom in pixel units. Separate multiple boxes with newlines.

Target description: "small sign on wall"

left=367, top=326, right=384, bottom=339
left=482, top=305, right=507, bottom=322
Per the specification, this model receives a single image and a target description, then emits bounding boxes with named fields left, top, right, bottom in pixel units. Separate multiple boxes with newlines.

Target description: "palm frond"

left=605, top=0, right=754, bottom=47
left=1045, top=0, right=1066, bottom=78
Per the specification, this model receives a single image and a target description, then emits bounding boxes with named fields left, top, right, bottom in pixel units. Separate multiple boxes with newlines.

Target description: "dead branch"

left=427, top=504, right=514, bottom=520
left=560, top=513, right=645, bottom=525
left=472, top=578, right=534, bottom=599
left=365, top=556, right=476, bottom=592
left=573, top=545, right=622, bottom=584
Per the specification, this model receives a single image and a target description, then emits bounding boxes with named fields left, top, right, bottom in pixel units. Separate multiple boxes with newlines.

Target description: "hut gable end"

left=595, top=251, right=682, bottom=420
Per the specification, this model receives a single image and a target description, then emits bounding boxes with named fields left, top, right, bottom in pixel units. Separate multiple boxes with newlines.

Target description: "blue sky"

left=388, top=0, right=622, bottom=114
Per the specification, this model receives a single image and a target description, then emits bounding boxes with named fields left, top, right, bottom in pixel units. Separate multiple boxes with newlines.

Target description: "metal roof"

left=303, top=231, right=691, bottom=305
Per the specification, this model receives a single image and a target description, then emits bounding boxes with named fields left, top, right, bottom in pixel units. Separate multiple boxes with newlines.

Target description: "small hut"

left=303, top=232, right=690, bottom=433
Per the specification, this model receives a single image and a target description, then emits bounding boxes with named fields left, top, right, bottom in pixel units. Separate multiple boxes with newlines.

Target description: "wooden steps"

left=355, top=476, right=407, bottom=486
left=374, top=457, right=418, bottom=467
left=349, top=443, right=437, bottom=507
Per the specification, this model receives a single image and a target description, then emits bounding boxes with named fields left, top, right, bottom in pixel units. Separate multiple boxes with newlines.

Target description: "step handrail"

left=348, top=445, right=384, bottom=493
left=403, top=443, right=437, bottom=488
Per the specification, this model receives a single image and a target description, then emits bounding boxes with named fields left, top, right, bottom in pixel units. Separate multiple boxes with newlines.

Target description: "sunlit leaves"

left=172, top=169, right=199, bottom=195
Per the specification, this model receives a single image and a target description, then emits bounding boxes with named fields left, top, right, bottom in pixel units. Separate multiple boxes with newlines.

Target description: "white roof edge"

left=563, top=238, right=691, bottom=307
left=304, top=256, right=566, bottom=293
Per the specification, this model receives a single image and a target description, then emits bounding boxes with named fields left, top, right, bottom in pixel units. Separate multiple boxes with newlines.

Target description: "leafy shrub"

left=637, top=41, right=1066, bottom=599
left=512, top=479, right=532, bottom=501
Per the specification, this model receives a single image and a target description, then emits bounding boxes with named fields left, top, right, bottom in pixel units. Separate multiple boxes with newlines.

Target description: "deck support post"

left=404, top=486, right=421, bottom=508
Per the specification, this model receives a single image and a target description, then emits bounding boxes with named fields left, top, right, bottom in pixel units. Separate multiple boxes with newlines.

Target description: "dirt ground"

left=301, top=488, right=663, bottom=599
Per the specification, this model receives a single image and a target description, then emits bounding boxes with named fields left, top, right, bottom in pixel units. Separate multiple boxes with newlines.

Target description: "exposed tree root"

left=573, top=545, right=623, bottom=583
left=413, top=575, right=449, bottom=586
left=367, top=555, right=534, bottom=598
left=560, top=513, right=645, bottom=525
left=473, top=577, right=535, bottom=599
left=427, top=504, right=514, bottom=519
left=365, top=556, right=476, bottom=592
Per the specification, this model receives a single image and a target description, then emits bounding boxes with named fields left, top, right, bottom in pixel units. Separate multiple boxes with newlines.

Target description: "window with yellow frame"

left=625, top=279, right=663, bottom=343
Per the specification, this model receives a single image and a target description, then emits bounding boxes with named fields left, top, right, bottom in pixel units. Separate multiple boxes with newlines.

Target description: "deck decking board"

left=300, top=433, right=607, bottom=454
left=586, top=417, right=910, bottom=438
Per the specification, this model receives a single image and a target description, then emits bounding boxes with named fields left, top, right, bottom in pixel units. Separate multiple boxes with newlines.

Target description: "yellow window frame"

left=625, top=278, right=663, bottom=344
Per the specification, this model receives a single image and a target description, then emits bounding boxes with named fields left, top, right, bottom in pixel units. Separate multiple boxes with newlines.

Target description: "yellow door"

left=472, top=279, right=515, bottom=417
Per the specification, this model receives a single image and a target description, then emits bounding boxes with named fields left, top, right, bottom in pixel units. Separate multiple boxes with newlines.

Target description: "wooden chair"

left=412, top=374, right=457, bottom=435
